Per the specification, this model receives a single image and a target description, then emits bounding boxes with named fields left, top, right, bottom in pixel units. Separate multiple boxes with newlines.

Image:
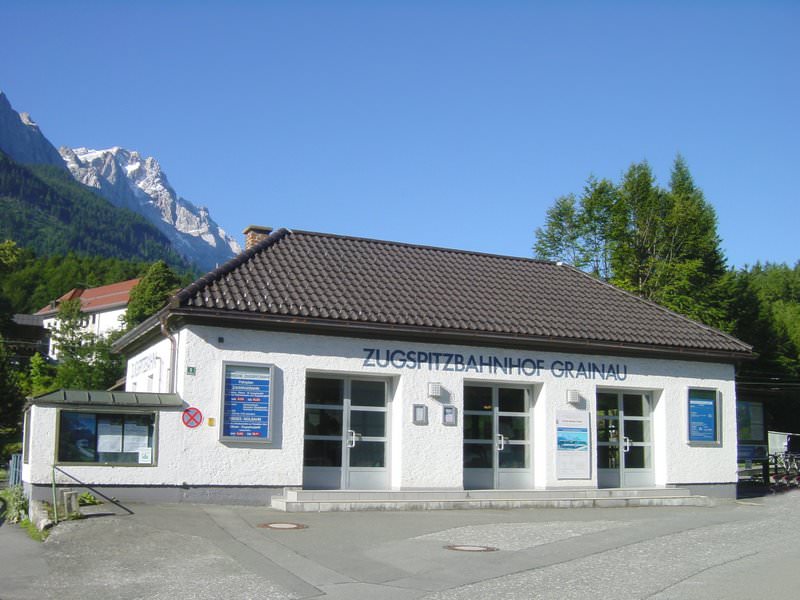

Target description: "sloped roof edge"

left=27, top=389, right=183, bottom=408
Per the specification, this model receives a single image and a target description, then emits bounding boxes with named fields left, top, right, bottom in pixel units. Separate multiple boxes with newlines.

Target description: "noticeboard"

left=556, top=411, right=591, bottom=479
left=688, top=389, right=718, bottom=443
left=221, top=364, right=273, bottom=443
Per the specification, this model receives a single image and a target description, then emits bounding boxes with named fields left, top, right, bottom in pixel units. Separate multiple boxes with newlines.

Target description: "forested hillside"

left=0, top=150, right=187, bottom=268
left=2, top=251, right=156, bottom=314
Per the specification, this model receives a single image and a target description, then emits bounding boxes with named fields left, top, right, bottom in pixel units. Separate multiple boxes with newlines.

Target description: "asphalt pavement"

left=1, top=491, right=799, bottom=599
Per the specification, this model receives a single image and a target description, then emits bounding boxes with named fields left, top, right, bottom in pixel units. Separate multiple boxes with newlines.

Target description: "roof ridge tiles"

left=287, top=229, right=559, bottom=265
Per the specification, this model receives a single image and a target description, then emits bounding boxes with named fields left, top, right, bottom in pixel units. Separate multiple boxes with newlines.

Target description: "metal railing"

left=8, top=453, right=22, bottom=486
left=51, top=465, right=134, bottom=517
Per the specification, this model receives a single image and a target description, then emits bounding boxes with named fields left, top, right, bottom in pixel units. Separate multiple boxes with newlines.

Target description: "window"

left=58, top=411, right=155, bottom=464
left=688, top=389, right=720, bottom=444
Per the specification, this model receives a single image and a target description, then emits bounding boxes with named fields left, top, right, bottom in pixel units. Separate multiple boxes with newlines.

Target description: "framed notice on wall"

left=688, top=388, right=719, bottom=444
left=221, top=364, right=273, bottom=443
left=556, top=411, right=591, bottom=479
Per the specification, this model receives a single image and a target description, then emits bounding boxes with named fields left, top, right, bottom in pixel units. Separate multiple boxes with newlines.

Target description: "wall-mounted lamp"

left=567, top=390, right=581, bottom=405
left=413, top=404, right=429, bottom=425
left=428, top=382, right=442, bottom=399
left=443, top=405, right=458, bottom=426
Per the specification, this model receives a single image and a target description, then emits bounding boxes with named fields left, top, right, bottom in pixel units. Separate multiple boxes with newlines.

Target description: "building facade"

left=22, top=228, right=752, bottom=504
left=35, top=278, right=139, bottom=359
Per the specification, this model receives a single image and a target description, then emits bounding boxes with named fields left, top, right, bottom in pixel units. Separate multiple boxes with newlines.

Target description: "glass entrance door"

left=463, top=385, right=531, bottom=489
left=303, top=377, right=388, bottom=490
left=597, top=391, right=654, bottom=488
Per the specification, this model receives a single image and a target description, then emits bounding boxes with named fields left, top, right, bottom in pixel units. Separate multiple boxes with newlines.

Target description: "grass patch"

left=18, top=518, right=49, bottom=541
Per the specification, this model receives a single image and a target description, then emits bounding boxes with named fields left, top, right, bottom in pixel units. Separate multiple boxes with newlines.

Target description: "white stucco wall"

left=25, top=325, right=738, bottom=491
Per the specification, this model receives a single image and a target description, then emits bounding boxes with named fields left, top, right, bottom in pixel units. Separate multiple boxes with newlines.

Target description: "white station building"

left=22, top=227, right=753, bottom=508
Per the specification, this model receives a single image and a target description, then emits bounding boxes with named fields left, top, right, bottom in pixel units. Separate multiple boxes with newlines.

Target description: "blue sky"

left=2, top=1, right=798, bottom=268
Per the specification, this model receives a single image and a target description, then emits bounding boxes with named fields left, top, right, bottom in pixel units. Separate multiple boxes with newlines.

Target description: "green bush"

left=1, top=441, right=22, bottom=464
left=78, top=492, right=101, bottom=506
left=0, top=484, right=28, bottom=523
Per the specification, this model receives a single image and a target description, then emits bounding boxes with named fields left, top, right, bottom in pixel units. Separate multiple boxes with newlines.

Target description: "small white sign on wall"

left=556, top=411, right=591, bottom=479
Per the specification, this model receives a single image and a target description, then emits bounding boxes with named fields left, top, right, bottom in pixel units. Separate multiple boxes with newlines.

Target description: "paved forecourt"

left=2, top=493, right=799, bottom=599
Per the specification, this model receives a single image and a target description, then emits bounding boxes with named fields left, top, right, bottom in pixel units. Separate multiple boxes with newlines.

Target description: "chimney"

left=243, top=225, right=273, bottom=251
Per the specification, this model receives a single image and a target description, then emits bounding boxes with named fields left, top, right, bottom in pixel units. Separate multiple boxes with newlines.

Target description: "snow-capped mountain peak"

left=60, top=146, right=241, bottom=270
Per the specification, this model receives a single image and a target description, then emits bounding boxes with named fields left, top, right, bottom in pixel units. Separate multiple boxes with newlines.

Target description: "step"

left=282, top=487, right=689, bottom=502
left=271, top=488, right=712, bottom=512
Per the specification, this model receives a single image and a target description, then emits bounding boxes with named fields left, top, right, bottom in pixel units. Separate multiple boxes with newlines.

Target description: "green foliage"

left=49, top=300, right=124, bottom=390
left=28, top=352, right=56, bottom=396
left=0, top=150, right=187, bottom=268
left=125, top=260, right=181, bottom=327
left=533, top=194, right=584, bottom=266
left=534, top=156, right=727, bottom=328
left=0, top=335, right=25, bottom=428
left=0, top=240, right=22, bottom=331
left=726, top=262, right=800, bottom=379
left=0, top=240, right=21, bottom=271
left=0, top=249, right=197, bottom=315
left=0, top=484, right=28, bottom=524
left=1, top=425, right=22, bottom=465
left=78, top=492, right=101, bottom=506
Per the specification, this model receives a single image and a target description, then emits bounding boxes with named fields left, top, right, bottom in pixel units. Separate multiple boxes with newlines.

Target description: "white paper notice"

left=97, top=418, right=123, bottom=453
left=123, top=421, right=150, bottom=452
left=138, top=447, right=152, bottom=464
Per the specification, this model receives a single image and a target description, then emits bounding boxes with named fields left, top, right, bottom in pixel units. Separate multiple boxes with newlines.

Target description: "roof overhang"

left=27, top=389, right=184, bottom=410
left=114, top=306, right=755, bottom=365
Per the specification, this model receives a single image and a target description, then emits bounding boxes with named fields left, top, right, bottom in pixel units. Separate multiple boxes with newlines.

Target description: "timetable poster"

left=223, top=365, right=271, bottom=440
left=688, top=389, right=717, bottom=443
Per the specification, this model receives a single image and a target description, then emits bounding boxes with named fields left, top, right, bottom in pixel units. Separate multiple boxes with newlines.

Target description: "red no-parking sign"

left=182, top=407, right=203, bottom=428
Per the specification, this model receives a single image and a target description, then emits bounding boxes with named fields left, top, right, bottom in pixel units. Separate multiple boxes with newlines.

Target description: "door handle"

left=497, top=434, right=506, bottom=451
left=347, top=430, right=363, bottom=448
left=623, top=436, right=631, bottom=453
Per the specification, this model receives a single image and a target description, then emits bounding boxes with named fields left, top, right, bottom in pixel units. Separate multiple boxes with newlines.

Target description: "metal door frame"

left=463, top=383, right=532, bottom=489
left=303, top=375, right=390, bottom=490
left=596, top=390, right=654, bottom=488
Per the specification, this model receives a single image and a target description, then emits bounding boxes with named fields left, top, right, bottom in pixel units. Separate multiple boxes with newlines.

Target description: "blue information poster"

left=222, top=365, right=271, bottom=441
left=688, top=389, right=717, bottom=443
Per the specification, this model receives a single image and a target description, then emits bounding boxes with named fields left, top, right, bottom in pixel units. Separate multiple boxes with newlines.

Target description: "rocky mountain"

left=0, top=91, right=241, bottom=271
left=60, top=146, right=241, bottom=271
left=0, top=150, right=186, bottom=268
left=0, top=92, right=66, bottom=169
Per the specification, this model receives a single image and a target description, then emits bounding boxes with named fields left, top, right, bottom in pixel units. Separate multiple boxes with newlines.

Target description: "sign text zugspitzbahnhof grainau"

left=362, top=348, right=628, bottom=381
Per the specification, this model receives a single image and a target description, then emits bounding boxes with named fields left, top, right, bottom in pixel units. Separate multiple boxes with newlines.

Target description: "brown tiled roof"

left=36, top=279, right=140, bottom=316
left=161, top=229, right=751, bottom=360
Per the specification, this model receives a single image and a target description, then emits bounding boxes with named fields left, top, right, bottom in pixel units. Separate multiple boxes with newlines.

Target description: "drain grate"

left=445, top=544, right=498, bottom=552
left=257, top=522, right=308, bottom=530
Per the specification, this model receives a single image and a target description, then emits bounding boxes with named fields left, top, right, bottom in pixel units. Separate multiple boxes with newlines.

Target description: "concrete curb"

left=29, top=500, right=53, bottom=531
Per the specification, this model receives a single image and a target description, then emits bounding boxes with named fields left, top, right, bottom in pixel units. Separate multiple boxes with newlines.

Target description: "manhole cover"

left=445, top=545, right=498, bottom=552
left=257, top=522, right=308, bottom=530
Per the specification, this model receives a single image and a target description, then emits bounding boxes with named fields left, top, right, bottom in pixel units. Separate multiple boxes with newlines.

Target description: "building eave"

left=114, top=307, right=754, bottom=364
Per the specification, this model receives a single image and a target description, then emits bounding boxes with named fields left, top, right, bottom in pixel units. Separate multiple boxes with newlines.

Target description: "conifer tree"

left=125, top=260, right=181, bottom=328
left=533, top=156, right=728, bottom=327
